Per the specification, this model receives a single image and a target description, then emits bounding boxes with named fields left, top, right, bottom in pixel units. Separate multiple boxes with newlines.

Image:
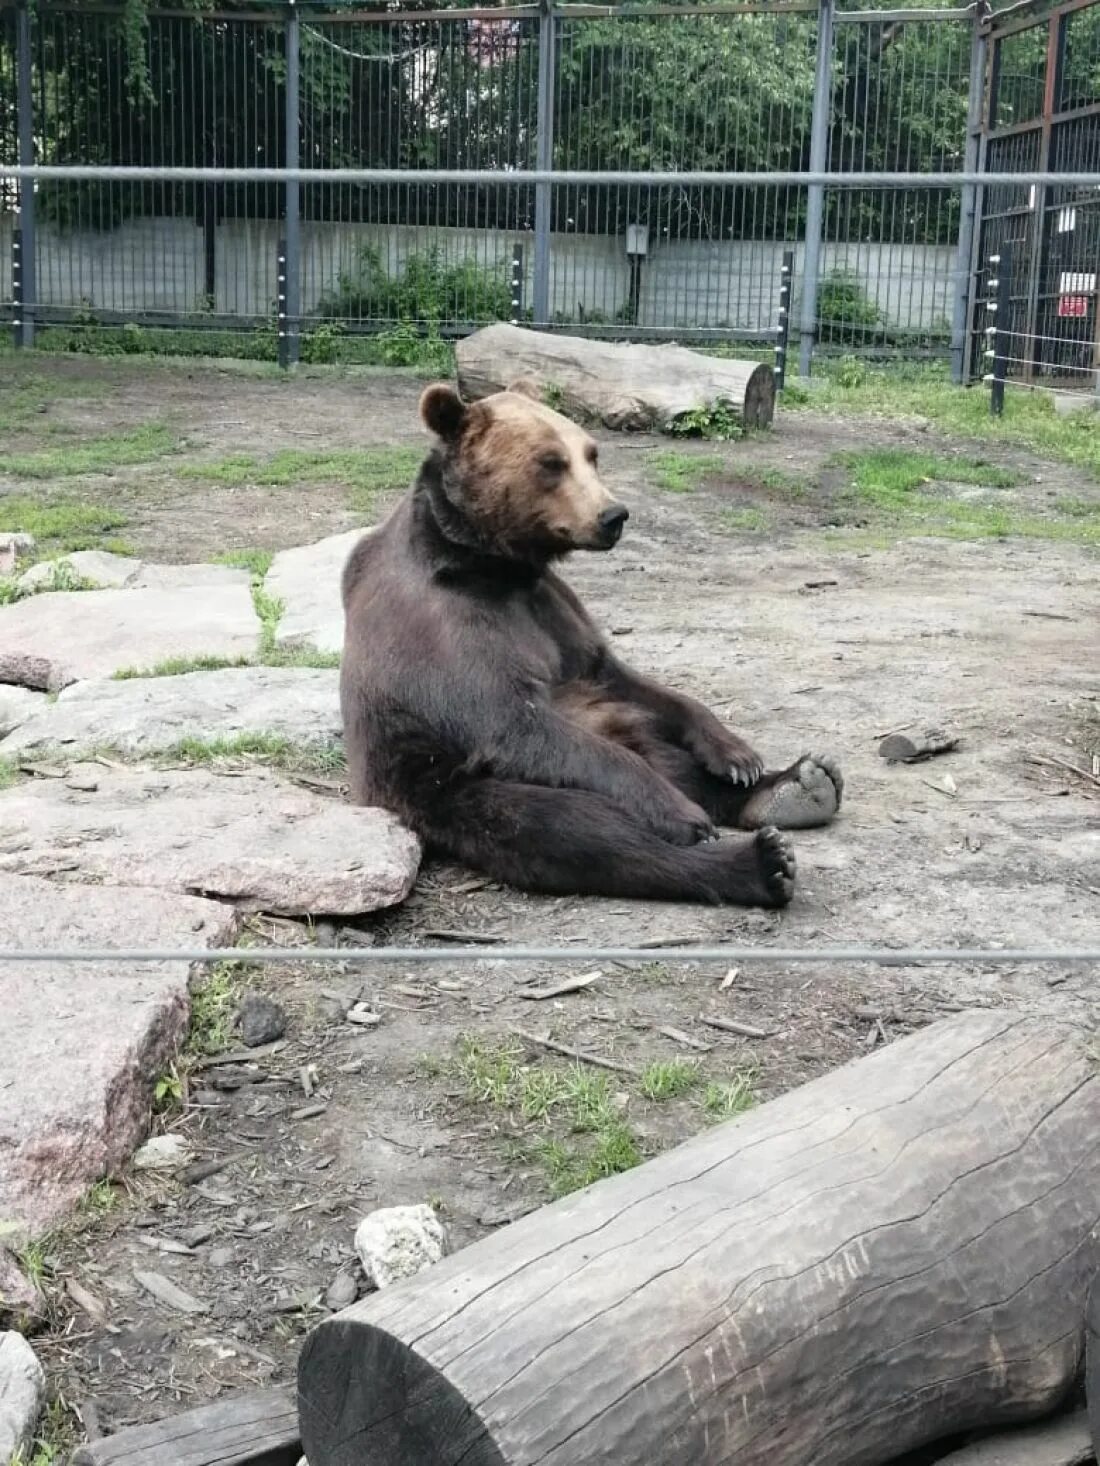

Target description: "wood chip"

left=719, top=967, right=739, bottom=990
left=65, top=1278, right=108, bottom=1325
left=701, top=1015, right=777, bottom=1039
left=879, top=728, right=959, bottom=763
left=290, top=1103, right=328, bottom=1121
left=519, top=970, right=602, bottom=1001
left=347, top=1004, right=382, bottom=1026
left=136, top=1234, right=194, bottom=1257
left=656, top=1025, right=713, bottom=1052
left=513, top=1029, right=639, bottom=1077
left=133, top=1270, right=208, bottom=1315
left=1027, top=751, right=1100, bottom=790
left=421, top=928, right=504, bottom=943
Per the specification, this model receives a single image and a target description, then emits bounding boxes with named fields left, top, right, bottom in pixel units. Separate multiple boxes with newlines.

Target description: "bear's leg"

left=420, top=777, right=796, bottom=907
left=641, top=739, right=844, bottom=832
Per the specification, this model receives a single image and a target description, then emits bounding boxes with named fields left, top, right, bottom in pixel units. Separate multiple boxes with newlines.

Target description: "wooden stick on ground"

left=511, top=1029, right=639, bottom=1076
left=71, top=1387, right=301, bottom=1466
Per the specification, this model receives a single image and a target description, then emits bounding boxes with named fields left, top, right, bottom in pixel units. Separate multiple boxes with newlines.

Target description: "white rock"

left=18, top=549, right=141, bottom=592
left=0, top=686, right=47, bottom=740
left=1, top=667, right=341, bottom=760
left=130, top=562, right=252, bottom=591
left=0, top=1332, right=46, bottom=1464
left=265, top=529, right=367, bottom=655
left=0, top=582, right=260, bottom=690
left=354, top=1204, right=447, bottom=1289
left=132, top=1133, right=194, bottom=1172
left=0, top=766, right=421, bottom=918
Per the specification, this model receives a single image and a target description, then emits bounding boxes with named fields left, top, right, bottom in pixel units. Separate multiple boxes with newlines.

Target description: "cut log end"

left=298, top=1319, right=503, bottom=1466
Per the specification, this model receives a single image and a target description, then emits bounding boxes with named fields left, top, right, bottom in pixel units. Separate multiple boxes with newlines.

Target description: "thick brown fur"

left=339, top=383, right=816, bottom=907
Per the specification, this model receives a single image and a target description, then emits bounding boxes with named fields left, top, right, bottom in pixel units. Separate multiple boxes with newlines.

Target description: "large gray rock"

left=0, top=1332, right=45, bottom=1463
left=0, top=581, right=259, bottom=690
left=0, top=687, right=46, bottom=740
left=456, top=323, right=776, bottom=431
left=354, top=1204, right=447, bottom=1289
left=0, top=767, right=420, bottom=916
left=1, top=667, right=341, bottom=760
left=264, top=529, right=366, bottom=655
left=17, top=549, right=141, bottom=592
left=0, top=873, right=238, bottom=1240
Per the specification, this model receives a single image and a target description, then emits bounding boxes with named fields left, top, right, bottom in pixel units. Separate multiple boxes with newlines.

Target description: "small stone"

left=64, top=765, right=100, bottom=793
left=237, top=994, right=287, bottom=1048
left=0, top=1248, right=44, bottom=1332
left=354, top=1204, right=447, bottom=1289
left=325, top=1271, right=358, bottom=1311
left=347, top=1003, right=382, bottom=1027
left=133, top=1133, right=194, bottom=1172
left=208, top=1247, right=235, bottom=1270
left=0, top=1331, right=46, bottom=1464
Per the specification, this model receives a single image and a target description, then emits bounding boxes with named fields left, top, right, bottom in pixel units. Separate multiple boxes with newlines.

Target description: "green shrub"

left=317, top=244, right=511, bottom=326
left=817, top=270, right=883, bottom=344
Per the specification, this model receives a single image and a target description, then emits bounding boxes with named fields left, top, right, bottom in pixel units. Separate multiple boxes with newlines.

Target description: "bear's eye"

left=539, top=453, right=567, bottom=477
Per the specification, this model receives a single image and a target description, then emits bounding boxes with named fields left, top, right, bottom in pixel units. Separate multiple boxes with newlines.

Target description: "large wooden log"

left=298, top=1012, right=1100, bottom=1466
left=455, top=323, right=776, bottom=431
left=71, top=1387, right=301, bottom=1466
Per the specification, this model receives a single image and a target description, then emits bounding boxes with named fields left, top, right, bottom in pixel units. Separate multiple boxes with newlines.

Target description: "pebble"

left=132, top=1133, right=194, bottom=1172
left=237, top=993, right=288, bottom=1047
left=325, top=1271, right=358, bottom=1311
left=354, top=1204, right=447, bottom=1289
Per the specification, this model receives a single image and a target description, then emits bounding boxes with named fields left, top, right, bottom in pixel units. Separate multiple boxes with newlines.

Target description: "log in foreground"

left=298, top=1012, right=1100, bottom=1466
left=455, top=323, right=776, bottom=431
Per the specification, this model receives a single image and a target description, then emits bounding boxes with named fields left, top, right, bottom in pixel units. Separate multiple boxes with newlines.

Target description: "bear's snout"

left=596, top=504, right=630, bottom=548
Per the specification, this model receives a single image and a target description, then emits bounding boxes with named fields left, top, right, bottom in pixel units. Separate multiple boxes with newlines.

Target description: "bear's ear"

left=507, top=377, right=542, bottom=403
left=420, top=383, right=467, bottom=440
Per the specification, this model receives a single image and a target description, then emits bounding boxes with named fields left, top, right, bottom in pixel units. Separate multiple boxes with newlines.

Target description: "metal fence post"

left=798, top=0, right=834, bottom=378
left=774, top=249, right=794, bottom=391
left=532, top=0, right=556, bottom=328
left=510, top=242, right=525, bottom=323
left=281, top=0, right=301, bottom=368
left=14, top=0, right=36, bottom=349
left=986, top=244, right=1012, bottom=416
left=951, top=3, right=988, bottom=385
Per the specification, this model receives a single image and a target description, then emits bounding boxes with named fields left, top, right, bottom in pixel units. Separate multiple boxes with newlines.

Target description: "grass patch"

left=214, top=547, right=275, bottom=579
left=0, top=758, right=18, bottom=791
left=718, top=506, right=770, bottom=533
left=788, top=361, right=1100, bottom=481
left=263, top=644, right=342, bottom=670
left=186, top=960, right=242, bottom=1058
left=160, top=731, right=347, bottom=777
left=2, top=423, right=178, bottom=480
left=640, top=1059, right=700, bottom=1101
left=831, top=446, right=1100, bottom=544
left=649, top=451, right=724, bottom=493
left=179, top=445, right=421, bottom=516
left=113, top=653, right=254, bottom=680
left=739, top=466, right=808, bottom=499
left=0, top=497, right=130, bottom=556
left=702, top=1071, right=759, bottom=1120
left=9, top=1396, right=79, bottom=1466
left=455, top=1036, right=642, bottom=1197
left=0, top=369, right=107, bottom=434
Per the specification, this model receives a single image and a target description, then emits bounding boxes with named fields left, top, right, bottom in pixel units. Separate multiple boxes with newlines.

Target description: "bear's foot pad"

left=740, top=754, right=843, bottom=831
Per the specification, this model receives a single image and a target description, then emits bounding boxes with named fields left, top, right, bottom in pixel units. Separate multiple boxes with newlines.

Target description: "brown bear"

left=340, top=381, right=843, bottom=907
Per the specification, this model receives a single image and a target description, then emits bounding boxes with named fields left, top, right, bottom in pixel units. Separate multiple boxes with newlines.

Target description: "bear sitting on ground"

left=340, top=381, right=844, bottom=907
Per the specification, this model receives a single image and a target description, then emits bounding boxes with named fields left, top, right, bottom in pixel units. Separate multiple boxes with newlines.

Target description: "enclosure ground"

left=1, top=354, right=1098, bottom=1458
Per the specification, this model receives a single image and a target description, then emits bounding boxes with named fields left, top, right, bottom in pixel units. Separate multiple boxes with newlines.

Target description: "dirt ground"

left=3, top=354, right=1099, bottom=1453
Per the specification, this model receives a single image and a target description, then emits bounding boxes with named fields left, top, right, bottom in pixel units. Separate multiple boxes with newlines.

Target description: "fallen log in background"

left=299, top=1011, right=1100, bottom=1466
left=455, top=323, right=776, bottom=431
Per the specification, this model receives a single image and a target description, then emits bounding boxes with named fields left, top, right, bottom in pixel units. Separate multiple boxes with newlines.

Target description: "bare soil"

left=3, top=355, right=1098, bottom=1450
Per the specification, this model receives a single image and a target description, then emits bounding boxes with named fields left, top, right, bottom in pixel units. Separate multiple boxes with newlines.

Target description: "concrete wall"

left=0, top=213, right=957, bottom=334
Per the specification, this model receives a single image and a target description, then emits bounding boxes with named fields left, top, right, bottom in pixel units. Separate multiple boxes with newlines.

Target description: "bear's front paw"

left=647, top=794, right=716, bottom=847
left=684, top=725, right=764, bottom=788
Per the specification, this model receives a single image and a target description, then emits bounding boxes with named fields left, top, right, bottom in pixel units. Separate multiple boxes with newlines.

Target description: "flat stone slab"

left=18, top=552, right=249, bottom=594
left=0, top=767, right=420, bottom=916
left=0, top=581, right=260, bottom=691
left=1, top=666, right=341, bottom=760
left=0, top=686, right=47, bottom=740
left=264, top=529, right=366, bottom=655
left=0, top=873, right=239, bottom=1240
left=940, top=1411, right=1093, bottom=1466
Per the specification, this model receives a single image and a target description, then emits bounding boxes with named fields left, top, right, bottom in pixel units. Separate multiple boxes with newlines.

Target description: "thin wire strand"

left=3, top=165, right=1100, bottom=188
left=0, top=946, right=1097, bottom=966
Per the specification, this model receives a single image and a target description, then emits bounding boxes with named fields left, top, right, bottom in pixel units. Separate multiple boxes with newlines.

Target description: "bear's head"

left=419, top=380, right=629, bottom=561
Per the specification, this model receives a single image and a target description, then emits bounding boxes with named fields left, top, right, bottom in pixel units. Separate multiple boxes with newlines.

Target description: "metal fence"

left=0, top=0, right=1098, bottom=383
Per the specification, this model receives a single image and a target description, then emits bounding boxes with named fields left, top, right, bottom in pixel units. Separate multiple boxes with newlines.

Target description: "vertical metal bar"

left=511, top=241, right=525, bottom=324
left=1021, top=12, right=1064, bottom=385
left=963, top=15, right=997, bottom=385
left=775, top=248, right=794, bottom=391
left=532, top=0, right=555, bottom=328
left=15, top=0, right=35, bottom=349
left=951, top=5, right=988, bottom=385
left=282, top=0, right=301, bottom=367
left=798, top=0, right=833, bottom=378
left=277, top=238, right=289, bottom=369
left=988, top=244, right=1012, bottom=417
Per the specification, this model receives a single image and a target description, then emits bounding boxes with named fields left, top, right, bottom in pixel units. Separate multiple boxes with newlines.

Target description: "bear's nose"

left=598, top=505, right=630, bottom=534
